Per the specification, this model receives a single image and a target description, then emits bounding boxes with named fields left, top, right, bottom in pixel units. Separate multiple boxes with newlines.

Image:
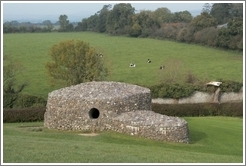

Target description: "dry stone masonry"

left=44, top=81, right=189, bottom=143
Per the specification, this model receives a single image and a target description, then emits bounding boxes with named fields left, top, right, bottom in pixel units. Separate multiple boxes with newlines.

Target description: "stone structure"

left=44, top=81, right=189, bottom=143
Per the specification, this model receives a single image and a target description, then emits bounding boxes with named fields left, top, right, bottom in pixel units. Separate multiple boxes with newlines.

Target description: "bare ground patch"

left=78, top=133, right=99, bottom=136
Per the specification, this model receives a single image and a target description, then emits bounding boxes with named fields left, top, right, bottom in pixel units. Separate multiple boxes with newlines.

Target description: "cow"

left=159, top=65, right=165, bottom=69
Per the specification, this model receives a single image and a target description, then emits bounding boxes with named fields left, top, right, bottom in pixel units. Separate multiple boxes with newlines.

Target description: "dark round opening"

left=89, top=108, right=100, bottom=119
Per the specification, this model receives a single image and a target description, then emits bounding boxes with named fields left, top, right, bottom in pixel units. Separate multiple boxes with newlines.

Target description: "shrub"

left=152, top=102, right=243, bottom=117
left=3, top=93, right=18, bottom=108
left=218, top=79, right=243, bottom=92
left=150, top=83, right=196, bottom=99
left=194, top=27, right=218, bottom=46
left=3, top=107, right=46, bottom=123
left=15, top=94, right=47, bottom=108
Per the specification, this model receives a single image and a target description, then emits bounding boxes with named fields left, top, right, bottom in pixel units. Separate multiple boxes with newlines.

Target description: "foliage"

left=218, top=79, right=243, bottom=92
left=216, top=16, right=243, bottom=50
left=173, top=10, right=193, bottom=23
left=3, top=20, right=55, bottom=33
left=46, top=39, right=109, bottom=86
left=210, top=3, right=233, bottom=24
left=106, top=3, right=135, bottom=35
left=153, top=7, right=172, bottom=24
left=160, top=83, right=195, bottom=99
left=202, top=3, right=212, bottom=13
left=96, top=4, right=112, bottom=33
left=15, top=94, right=47, bottom=108
left=190, top=12, right=217, bottom=31
left=129, top=22, right=142, bottom=37
left=3, top=107, right=46, bottom=123
left=152, top=102, right=243, bottom=117
left=193, top=27, right=218, bottom=46
left=58, top=14, right=71, bottom=32
left=149, top=83, right=196, bottom=99
left=3, top=54, right=28, bottom=108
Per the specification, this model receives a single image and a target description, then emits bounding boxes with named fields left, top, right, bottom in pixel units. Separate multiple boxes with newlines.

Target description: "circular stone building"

left=44, top=81, right=189, bottom=143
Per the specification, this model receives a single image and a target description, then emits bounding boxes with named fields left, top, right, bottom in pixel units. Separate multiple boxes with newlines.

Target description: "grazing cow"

left=96, top=53, right=103, bottom=57
left=147, top=59, right=151, bottom=63
left=129, top=63, right=136, bottom=67
left=159, top=65, right=165, bottom=69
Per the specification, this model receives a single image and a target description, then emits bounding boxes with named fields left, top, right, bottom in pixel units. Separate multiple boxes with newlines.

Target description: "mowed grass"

left=3, top=117, right=243, bottom=163
left=3, top=32, right=243, bottom=99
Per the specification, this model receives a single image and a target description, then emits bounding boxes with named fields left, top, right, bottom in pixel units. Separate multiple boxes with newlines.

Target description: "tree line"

left=77, top=3, right=243, bottom=51
left=3, top=3, right=243, bottom=50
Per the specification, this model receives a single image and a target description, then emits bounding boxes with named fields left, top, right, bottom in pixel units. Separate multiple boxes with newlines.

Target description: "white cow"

left=129, top=63, right=136, bottom=67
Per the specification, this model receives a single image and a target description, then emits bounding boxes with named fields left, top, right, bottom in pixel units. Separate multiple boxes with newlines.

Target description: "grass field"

left=3, top=32, right=243, bottom=99
left=3, top=116, right=243, bottom=163
left=2, top=33, right=244, bottom=163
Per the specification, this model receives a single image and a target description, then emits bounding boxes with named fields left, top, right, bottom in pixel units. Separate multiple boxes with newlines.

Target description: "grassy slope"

left=3, top=117, right=243, bottom=163
left=3, top=32, right=243, bottom=99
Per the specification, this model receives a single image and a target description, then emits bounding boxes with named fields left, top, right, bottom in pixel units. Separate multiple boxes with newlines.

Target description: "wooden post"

left=212, top=87, right=221, bottom=103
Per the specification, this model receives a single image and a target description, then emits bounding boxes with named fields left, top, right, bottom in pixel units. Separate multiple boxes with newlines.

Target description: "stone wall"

left=44, top=81, right=189, bottom=143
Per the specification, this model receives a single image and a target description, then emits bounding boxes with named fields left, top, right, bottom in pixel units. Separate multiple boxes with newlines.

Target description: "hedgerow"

left=149, top=79, right=243, bottom=99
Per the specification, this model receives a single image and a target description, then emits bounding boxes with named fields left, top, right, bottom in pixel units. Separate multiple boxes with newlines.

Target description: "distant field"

left=3, top=117, right=243, bottom=163
left=3, top=32, right=243, bottom=99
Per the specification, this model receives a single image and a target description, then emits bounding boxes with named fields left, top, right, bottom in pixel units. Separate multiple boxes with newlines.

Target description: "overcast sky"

left=2, top=1, right=208, bottom=23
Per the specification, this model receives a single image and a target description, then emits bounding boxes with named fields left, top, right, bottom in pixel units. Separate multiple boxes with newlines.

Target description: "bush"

left=3, top=107, right=46, bottom=123
left=3, top=93, right=18, bottom=108
left=152, top=102, right=243, bottom=117
left=218, top=79, right=243, bottom=92
left=194, top=27, right=218, bottom=46
left=150, top=83, right=197, bottom=99
left=15, top=94, right=47, bottom=108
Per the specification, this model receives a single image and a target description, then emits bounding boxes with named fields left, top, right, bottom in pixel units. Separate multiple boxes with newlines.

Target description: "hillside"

left=3, top=32, right=243, bottom=99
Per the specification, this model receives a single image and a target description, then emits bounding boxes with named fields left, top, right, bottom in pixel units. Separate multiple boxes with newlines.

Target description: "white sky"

left=1, top=1, right=236, bottom=23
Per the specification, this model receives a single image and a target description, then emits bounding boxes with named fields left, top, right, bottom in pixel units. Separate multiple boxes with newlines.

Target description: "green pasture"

left=3, top=32, right=243, bottom=99
left=3, top=117, right=243, bottom=163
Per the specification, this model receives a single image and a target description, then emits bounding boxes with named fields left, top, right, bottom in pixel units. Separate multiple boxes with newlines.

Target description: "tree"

left=106, top=3, right=135, bottom=34
left=3, top=54, right=28, bottom=108
left=230, top=3, right=243, bottom=18
left=86, top=14, right=99, bottom=31
left=42, top=20, right=54, bottom=32
left=46, top=40, right=109, bottom=86
left=129, top=22, right=142, bottom=37
left=59, top=14, right=69, bottom=32
left=96, top=4, right=111, bottom=33
left=216, top=17, right=243, bottom=50
left=173, top=11, right=193, bottom=23
left=210, top=3, right=232, bottom=24
left=131, top=10, right=156, bottom=37
left=202, top=3, right=212, bottom=13
left=190, top=12, right=217, bottom=31
left=153, top=7, right=172, bottom=25
left=80, top=18, right=88, bottom=31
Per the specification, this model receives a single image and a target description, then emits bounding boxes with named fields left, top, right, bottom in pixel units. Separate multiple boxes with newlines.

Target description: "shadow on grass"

left=17, top=124, right=44, bottom=132
left=188, top=129, right=207, bottom=144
